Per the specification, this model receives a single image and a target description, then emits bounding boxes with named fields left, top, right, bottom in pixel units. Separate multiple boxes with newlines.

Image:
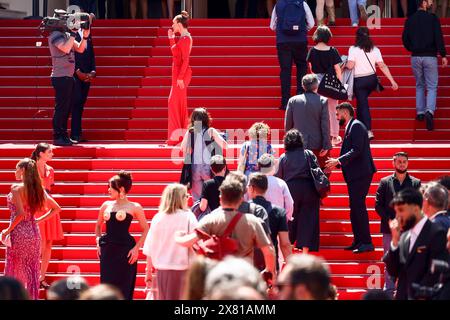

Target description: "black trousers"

left=354, top=74, right=378, bottom=131
left=347, top=175, right=373, bottom=245
left=276, top=41, right=308, bottom=109
left=51, top=76, right=75, bottom=140
left=71, top=77, right=91, bottom=139
left=287, top=178, right=320, bottom=251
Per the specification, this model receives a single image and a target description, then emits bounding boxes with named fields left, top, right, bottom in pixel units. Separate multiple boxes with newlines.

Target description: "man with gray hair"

left=285, top=74, right=331, bottom=171
left=422, top=182, right=450, bottom=231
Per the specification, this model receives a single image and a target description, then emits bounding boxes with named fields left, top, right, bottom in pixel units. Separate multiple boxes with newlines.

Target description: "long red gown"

left=167, top=34, right=192, bottom=144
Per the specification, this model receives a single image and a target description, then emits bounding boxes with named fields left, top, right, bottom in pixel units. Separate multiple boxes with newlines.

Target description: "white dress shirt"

left=265, top=175, right=294, bottom=221
left=270, top=3, right=315, bottom=31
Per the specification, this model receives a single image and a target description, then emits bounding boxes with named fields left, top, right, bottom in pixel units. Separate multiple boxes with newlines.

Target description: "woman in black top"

left=275, top=129, right=321, bottom=253
left=307, top=25, right=343, bottom=147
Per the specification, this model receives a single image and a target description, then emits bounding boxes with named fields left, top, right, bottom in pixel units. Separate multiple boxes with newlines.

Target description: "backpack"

left=193, top=213, right=243, bottom=260
left=279, top=0, right=306, bottom=36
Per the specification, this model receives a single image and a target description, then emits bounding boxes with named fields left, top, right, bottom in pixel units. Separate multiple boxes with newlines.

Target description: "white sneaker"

left=352, top=23, right=358, bottom=27
left=368, top=130, right=375, bottom=140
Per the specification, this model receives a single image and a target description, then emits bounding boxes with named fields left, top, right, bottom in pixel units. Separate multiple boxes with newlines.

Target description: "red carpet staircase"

left=0, top=18, right=449, bottom=299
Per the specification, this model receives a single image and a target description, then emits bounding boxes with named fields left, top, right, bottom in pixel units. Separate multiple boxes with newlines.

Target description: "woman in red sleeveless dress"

left=166, top=11, right=193, bottom=146
left=31, top=143, right=64, bottom=289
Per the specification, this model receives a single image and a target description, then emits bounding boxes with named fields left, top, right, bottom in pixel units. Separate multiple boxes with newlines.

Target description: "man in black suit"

left=422, top=182, right=450, bottom=231
left=71, top=15, right=96, bottom=143
left=375, top=151, right=421, bottom=296
left=383, top=188, right=449, bottom=300
left=325, top=102, right=376, bottom=253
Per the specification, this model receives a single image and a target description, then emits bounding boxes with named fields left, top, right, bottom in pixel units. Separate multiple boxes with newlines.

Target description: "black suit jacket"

left=375, top=173, right=421, bottom=233
left=338, top=119, right=376, bottom=182
left=75, top=32, right=96, bottom=74
left=383, top=219, right=449, bottom=300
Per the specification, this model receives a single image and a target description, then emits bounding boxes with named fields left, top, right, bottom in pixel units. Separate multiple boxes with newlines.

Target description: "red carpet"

left=0, top=18, right=449, bottom=299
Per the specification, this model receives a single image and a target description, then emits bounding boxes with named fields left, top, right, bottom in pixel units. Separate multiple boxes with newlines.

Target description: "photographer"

left=71, top=15, right=96, bottom=143
left=48, top=15, right=89, bottom=146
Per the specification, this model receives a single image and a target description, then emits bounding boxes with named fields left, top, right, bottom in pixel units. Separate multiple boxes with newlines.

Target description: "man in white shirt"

left=257, top=153, right=294, bottom=221
left=383, top=188, right=449, bottom=300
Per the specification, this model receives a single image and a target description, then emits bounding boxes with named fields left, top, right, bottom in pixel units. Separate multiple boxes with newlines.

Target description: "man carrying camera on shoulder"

left=48, top=17, right=89, bottom=146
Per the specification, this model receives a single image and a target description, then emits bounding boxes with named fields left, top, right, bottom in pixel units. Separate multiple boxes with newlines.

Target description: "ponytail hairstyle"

left=174, top=11, right=190, bottom=28
left=30, top=142, right=51, bottom=161
left=16, top=158, right=45, bottom=213
left=109, top=171, right=133, bottom=194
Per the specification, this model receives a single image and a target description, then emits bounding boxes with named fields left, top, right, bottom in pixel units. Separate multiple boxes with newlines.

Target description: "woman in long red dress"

left=166, top=11, right=193, bottom=146
left=30, top=143, right=64, bottom=289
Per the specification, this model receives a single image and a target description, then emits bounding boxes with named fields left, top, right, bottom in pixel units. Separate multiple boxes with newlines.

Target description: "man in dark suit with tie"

left=325, top=102, right=376, bottom=253
left=383, top=188, right=449, bottom=300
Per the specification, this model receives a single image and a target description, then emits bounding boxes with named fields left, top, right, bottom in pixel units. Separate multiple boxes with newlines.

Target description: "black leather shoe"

left=425, top=112, right=434, bottom=131
left=344, top=242, right=360, bottom=251
left=53, top=137, right=72, bottom=146
left=416, top=114, right=425, bottom=121
left=353, top=243, right=374, bottom=254
left=71, top=136, right=88, bottom=143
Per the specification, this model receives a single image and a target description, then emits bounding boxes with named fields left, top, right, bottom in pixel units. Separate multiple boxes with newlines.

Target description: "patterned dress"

left=4, top=192, right=41, bottom=300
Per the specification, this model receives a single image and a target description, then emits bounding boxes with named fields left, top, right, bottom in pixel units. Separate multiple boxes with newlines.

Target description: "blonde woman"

left=143, top=184, right=198, bottom=300
left=238, top=122, right=274, bottom=177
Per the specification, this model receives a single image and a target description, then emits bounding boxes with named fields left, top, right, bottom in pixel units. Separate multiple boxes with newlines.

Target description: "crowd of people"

left=68, top=0, right=449, bottom=19
left=1, top=0, right=449, bottom=302
left=1, top=139, right=449, bottom=300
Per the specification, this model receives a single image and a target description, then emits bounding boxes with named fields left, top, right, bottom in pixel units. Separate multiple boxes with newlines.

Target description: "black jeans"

left=51, top=76, right=75, bottom=140
left=276, top=41, right=308, bottom=109
left=71, top=77, right=91, bottom=139
left=354, top=74, right=378, bottom=131
left=347, top=175, right=374, bottom=245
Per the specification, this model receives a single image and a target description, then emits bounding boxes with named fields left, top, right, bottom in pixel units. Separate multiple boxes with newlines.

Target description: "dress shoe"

left=353, top=243, right=374, bottom=254
left=358, top=4, right=368, bottom=21
left=53, top=137, right=72, bottom=146
left=416, top=114, right=425, bottom=121
left=425, top=111, right=434, bottom=131
left=344, top=242, right=360, bottom=251
left=71, top=136, right=88, bottom=143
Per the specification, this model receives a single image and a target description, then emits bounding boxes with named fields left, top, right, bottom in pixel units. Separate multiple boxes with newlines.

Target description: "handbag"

left=363, top=50, right=384, bottom=92
left=179, top=131, right=195, bottom=188
left=304, top=150, right=330, bottom=199
left=191, top=199, right=211, bottom=221
left=318, top=63, right=348, bottom=100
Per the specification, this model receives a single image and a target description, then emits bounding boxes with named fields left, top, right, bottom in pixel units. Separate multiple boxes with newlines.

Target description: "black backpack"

left=279, top=0, right=306, bottom=36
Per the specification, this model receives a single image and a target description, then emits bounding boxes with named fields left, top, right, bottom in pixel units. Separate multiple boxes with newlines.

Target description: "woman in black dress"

left=95, top=171, right=149, bottom=300
left=275, top=129, right=321, bottom=253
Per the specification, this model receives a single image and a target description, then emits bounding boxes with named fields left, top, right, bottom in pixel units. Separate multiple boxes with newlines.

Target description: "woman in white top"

left=143, top=183, right=198, bottom=300
left=345, top=27, right=398, bottom=140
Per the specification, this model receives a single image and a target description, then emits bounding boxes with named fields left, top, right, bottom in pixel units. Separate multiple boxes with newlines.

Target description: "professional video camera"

left=39, top=9, right=92, bottom=36
left=412, top=259, right=449, bottom=299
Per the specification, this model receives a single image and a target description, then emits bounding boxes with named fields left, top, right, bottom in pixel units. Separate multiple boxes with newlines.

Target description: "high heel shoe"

left=40, top=280, right=50, bottom=289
